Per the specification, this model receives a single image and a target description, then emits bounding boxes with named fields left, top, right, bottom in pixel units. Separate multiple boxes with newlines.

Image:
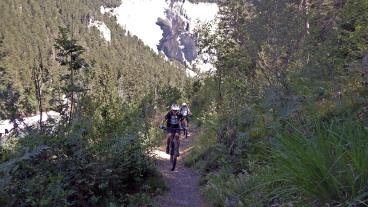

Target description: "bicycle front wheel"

left=170, top=138, right=177, bottom=171
left=170, top=154, right=177, bottom=171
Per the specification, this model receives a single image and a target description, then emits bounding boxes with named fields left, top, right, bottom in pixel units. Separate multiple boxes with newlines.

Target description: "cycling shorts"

left=166, top=127, right=181, bottom=134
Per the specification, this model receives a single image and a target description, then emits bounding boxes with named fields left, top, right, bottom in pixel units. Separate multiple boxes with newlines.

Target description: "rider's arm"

left=160, top=113, right=169, bottom=126
left=188, top=107, right=192, bottom=115
left=160, top=119, right=167, bottom=129
left=161, top=119, right=167, bottom=125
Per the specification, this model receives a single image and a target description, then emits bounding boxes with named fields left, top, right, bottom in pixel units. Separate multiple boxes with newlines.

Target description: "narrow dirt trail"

left=153, top=131, right=206, bottom=207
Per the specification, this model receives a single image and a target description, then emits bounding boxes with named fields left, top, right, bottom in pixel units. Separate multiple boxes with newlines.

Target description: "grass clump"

left=272, top=119, right=368, bottom=205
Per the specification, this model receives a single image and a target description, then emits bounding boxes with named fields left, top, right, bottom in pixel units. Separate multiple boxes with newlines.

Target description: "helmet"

left=171, top=104, right=180, bottom=111
left=182, top=103, right=187, bottom=106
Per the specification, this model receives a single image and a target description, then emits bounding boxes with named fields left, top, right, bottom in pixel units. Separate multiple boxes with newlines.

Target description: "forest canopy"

left=0, top=0, right=189, bottom=119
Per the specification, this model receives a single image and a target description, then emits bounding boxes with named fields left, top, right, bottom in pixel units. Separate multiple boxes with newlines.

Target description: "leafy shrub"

left=0, top=127, right=156, bottom=206
left=184, top=112, right=218, bottom=168
left=0, top=94, right=164, bottom=206
left=196, top=118, right=368, bottom=206
left=272, top=119, right=368, bottom=205
left=0, top=136, right=19, bottom=163
left=201, top=168, right=289, bottom=207
left=158, top=85, right=182, bottom=108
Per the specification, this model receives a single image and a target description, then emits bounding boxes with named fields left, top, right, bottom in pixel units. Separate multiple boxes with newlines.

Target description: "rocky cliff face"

left=103, top=0, right=218, bottom=73
left=157, top=1, right=198, bottom=65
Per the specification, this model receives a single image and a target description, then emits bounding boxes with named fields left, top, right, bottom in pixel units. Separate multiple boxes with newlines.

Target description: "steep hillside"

left=104, top=0, right=218, bottom=72
left=0, top=0, right=188, bottom=118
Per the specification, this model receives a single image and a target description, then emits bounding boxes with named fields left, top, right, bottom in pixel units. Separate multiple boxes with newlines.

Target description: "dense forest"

left=0, top=0, right=189, bottom=119
left=0, top=0, right=190, bottom=206
left=186, top=0, right=368, bottom=206
left=1, top=0, right=368, bottom=206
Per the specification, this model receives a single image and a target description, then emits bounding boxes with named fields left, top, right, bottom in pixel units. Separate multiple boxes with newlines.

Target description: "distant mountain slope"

left=104, top=0, right=218, bottom=72
left=0, top=0, right=188, bottom=116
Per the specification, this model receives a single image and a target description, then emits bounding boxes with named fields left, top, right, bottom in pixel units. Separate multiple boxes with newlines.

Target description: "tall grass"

left=274, top=119, right=368, bottom=205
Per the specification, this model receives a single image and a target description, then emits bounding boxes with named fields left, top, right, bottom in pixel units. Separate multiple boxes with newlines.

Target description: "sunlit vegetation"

left=186, top=0, right=368, bottom=206
left=2, top=0, right=368, bottom=206
left=0, top=0, right=190, bottom=206
left=0, top=0, right=188, bottom=118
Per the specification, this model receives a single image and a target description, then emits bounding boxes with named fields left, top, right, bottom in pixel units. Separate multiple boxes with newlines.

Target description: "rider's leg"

left=182, top=119, right=187, bottom=129
left=166, top=132, right=172, bottom=154
left=183, top=119, right=189, bottom=136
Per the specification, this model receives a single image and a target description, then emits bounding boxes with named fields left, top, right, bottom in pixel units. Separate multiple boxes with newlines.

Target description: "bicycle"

left=181, top=120, right=188, bottom=139
left=160, top=126, right=182, bottom=171
left=180, top=115, right=191, bottom=139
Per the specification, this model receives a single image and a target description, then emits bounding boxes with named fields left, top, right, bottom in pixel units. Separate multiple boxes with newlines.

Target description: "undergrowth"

left=0, top=100, right=167, bottom=206
left=185, top=95, right=368, bottom=206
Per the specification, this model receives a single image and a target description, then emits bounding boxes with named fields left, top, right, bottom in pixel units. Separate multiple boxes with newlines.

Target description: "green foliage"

left=273, top=119, right=368, bottom=205
left=1, top=132, right=148, bottom=206
left=0, top=34, right=8, bottom=118
left=54, top=26, right=89, bottom=121
left=184, top=111, right=219, bottom=167
left=188, top=0, right=368, bottom=206
left=0, top=11, right=184, bottom=204
left=0, top=0, right=188, bottom=118
left=1, top=85, right=21, bottom=122
left=0, top=136, right=19, bottom=163
left=157, top=85, right=182, bottom=108
left=0, top=95, right=165, bottom=206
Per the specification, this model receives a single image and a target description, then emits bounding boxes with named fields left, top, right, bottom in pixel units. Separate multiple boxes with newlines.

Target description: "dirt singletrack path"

left=153, top=130, right=206, bottom=207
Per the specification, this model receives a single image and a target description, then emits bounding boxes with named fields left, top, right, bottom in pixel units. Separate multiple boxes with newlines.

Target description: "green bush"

left=201, top=168, right=292, bottom=207
left=184, top=112, right=219, bottom=168
left=0, top=94, right=165, bottom=206
left=157, top=85, right=182, bottom=108
left=273, top=119, right=368, bottom=205
left=196, top=117, right=368, bottom=206
left=0, top=128, right=155, bottom=206
left=0, top=136, right=19, bottom=163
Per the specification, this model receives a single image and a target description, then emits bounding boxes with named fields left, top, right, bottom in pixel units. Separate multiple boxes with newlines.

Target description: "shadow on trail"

left=153, top=133, right=206, bottom=207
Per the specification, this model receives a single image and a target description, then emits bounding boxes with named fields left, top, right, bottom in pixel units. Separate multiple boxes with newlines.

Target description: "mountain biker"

left=180, top=103, right=192, bottom=128
left=160, top=104, right=183, bottom=156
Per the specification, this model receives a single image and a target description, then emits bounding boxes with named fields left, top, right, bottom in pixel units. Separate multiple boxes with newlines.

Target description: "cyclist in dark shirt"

left=160, top=104, right=183, bottom=155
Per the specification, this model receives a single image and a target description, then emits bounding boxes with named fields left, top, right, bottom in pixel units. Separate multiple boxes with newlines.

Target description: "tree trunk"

left=70, top=52, right=74, bottom=123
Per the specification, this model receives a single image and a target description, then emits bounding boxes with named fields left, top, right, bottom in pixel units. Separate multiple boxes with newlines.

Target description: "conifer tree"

left=31, top=49, right=49, bottom=129
left=0, top=34, right=6, bottom=119
left=54, top=26, right=88, bottom=122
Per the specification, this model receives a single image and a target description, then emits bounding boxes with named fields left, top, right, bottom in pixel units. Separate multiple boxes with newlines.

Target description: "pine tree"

left=0, top=33, right=9, bottom=119
left=54, top=26, right=88, bottom=123
left=31, top=49, right=49, bottom=129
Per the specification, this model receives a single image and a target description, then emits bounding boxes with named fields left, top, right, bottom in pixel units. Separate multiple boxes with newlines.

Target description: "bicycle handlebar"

left=159, top=126, right=185, bottom=131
